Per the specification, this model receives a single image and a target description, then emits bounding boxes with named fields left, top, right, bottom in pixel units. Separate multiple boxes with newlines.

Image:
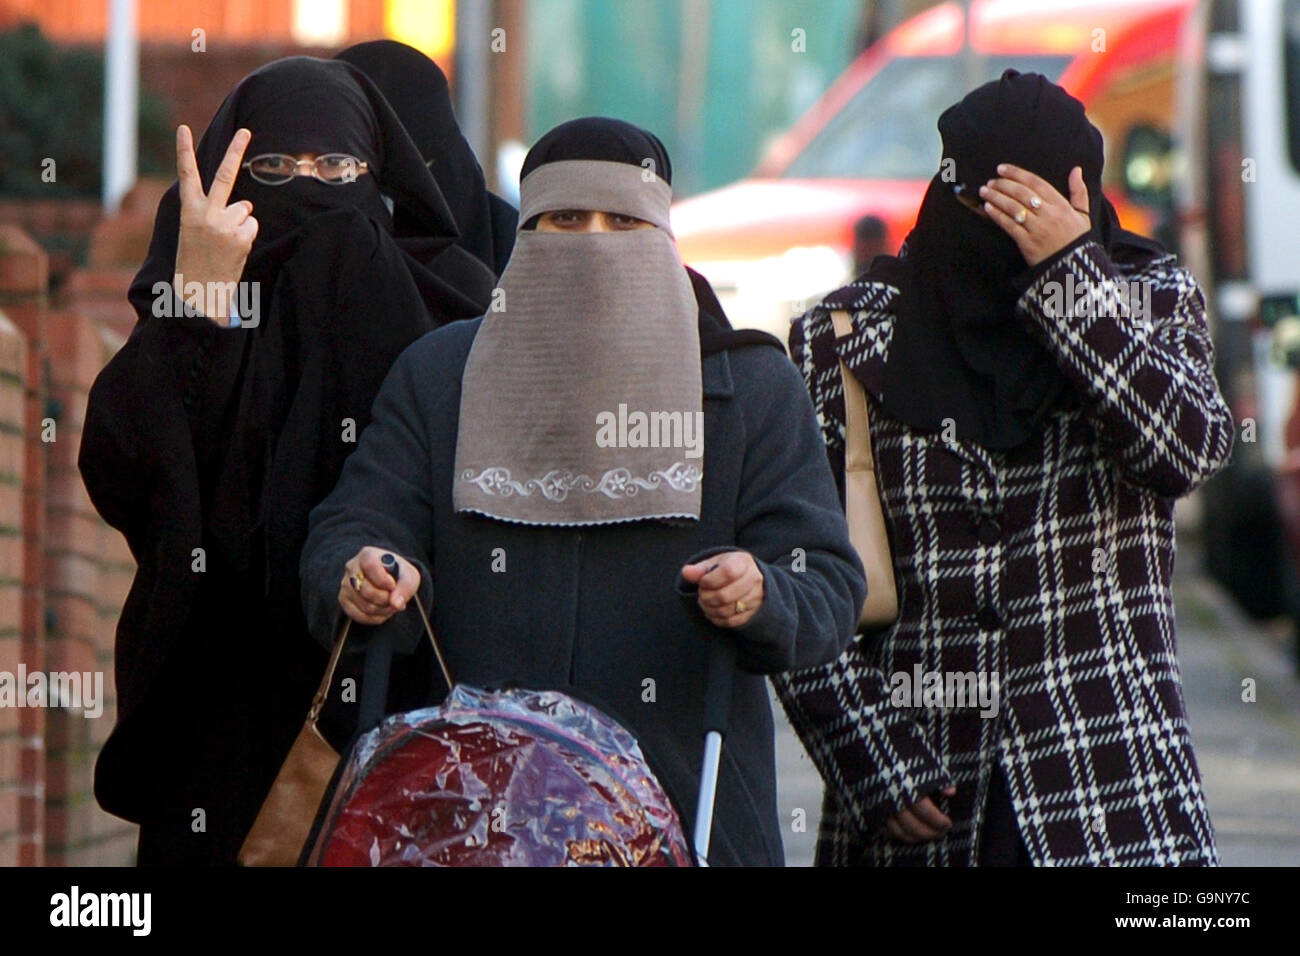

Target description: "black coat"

left=300, top=318, right=866, bottom=866
left=78, top=209, right=455, bottom=861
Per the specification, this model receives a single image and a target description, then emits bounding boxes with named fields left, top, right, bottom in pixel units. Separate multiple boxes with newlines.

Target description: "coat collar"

left=702, top=348, right=734, bottom=399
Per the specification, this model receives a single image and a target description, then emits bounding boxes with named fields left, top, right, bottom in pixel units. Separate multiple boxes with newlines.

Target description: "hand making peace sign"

left=172, top=124, right=259, bottom=324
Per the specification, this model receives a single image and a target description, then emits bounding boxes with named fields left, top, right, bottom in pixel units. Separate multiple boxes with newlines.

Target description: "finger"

left=941, top=786, right=957, bottom=797
left=978, top=183, right=1027, bottom=221
left=235, top=215, right=259, bottom=248
left=714, top=591, right=763, bottom=628
left=695, top=553, right=747, bottom=591
left=358, top=551, right=398, bottom=590
left=910, top=797, right=953, bottom=831
left=996, top=163, right=1056, bottom=200
left=985, top=177, right=1044, bottom=214
left=176, top=125, right=203, bottom=205
left=1067, top=165, right=1090, bottom=214
left=983, top=199, right=1028, bottom=240
left=339, top=590, right=393, bottom=626
left=680, top=561, right=711, bottom=584
left=208, top=128, right=252, bottom=209
left=226, top=199, right=254, bottom=224
left=699, top=571, right=760, bottom=609
left=389, top=574, right=420, bottom=611
left=704, top=577, right=763, bottom=616
left=346, top=607, right=393, bottom=626
left=341, top=566, right=392, bottom=611
left=895, top=807, right=943, bottom=841
left=885, top=817, right=914, bottom=843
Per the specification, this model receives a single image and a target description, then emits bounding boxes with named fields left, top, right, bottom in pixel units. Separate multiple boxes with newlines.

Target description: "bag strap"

left=306, top=615, right=356, bottom=725
left=306, top=554, right=453, bottom=729
left=829, top=310, right=875, bottom=473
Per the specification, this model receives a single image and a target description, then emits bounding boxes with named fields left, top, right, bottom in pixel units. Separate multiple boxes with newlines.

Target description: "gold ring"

left=1014, top=208, right=1028, bottom=225
left=350, top=568, right=367, bottom=592
left=735, top=599, right=747, bottom=614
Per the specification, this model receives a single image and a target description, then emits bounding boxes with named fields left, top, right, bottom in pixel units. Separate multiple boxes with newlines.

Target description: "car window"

left=782, top=55, right=1071, bottom=180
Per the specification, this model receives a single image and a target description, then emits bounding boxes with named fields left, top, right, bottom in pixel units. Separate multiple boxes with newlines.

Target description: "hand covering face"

left=868, top=69, right=1163, bottom=450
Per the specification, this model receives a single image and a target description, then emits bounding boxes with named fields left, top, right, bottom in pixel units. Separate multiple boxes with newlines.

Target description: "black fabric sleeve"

left=300, top=342, right=439, bottom=656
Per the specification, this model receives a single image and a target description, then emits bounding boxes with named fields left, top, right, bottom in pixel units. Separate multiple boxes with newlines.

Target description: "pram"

left=303, top=553, right=735, bottom=867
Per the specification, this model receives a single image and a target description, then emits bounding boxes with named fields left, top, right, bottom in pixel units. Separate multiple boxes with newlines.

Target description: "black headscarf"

left=870, top=70, right=1163, bottom=450
left=122, top=56, right=499, bottom=629
left=335, top=39, right=518, bottom=277
left=127, top=56, right=497, bottom=323
left=519, top=116, right=781, bottom=357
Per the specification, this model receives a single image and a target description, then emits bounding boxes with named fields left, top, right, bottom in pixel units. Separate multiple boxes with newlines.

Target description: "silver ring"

left=1029, top=195, right=1043, bottom=210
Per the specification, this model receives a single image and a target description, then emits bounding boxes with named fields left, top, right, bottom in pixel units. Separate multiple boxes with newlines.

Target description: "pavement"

left=769, top=540, right=1300, bottom=867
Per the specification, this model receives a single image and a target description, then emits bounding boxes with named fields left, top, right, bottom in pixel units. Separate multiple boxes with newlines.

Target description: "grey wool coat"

left=300, top=317, right=866, bottom=867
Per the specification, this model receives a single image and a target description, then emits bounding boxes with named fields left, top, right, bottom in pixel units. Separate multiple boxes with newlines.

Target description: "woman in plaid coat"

left=774, top=72, right=1234, bottom=866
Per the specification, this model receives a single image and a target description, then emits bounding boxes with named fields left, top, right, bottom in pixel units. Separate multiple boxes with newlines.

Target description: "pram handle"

left=693, top=635, right=736, bottom=865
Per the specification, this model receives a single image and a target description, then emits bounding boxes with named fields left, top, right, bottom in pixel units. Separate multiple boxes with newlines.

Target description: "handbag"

left=239, top=557, right=451, bottom=866
left=829, top=309, right=899, bottom=631
left=236, top=613, right=354, bottom=867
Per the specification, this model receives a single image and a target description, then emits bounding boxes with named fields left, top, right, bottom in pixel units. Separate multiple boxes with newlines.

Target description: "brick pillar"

left=0, top=313, right=27, bottom=867
left=1, top=222, right=141, bottom=866
left=0, top=224, right=49, bottom=867
left=53, top=190, right=159, bottom=865
left=43, top=308, right=136, bottom=865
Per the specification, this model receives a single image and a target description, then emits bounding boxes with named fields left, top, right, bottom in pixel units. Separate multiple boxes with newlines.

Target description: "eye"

left=317, top=154, right=361, bottom=180
left=547, top=210, right=586, bottom=226
left=250, top=155, right=294, bottom=173
left=608, top=214, right=646, bottom=229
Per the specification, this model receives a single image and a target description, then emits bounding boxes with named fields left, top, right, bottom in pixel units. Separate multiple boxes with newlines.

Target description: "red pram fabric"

left=307, top=685, right=693, bottom=866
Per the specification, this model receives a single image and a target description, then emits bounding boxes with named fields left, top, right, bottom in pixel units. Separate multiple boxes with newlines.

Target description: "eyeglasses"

left=242, top=153, right=369, bottom=185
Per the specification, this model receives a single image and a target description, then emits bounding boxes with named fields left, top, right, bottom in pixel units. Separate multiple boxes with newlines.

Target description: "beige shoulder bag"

left=829, top=310, right=899, bottom=631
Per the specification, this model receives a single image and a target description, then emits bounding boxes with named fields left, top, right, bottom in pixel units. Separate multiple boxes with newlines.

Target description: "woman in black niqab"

left=78, top=56, right=490, bottom=865
left=335, top=39, right=518, bottom=277
left=860, top=69, right=1164, bottom=451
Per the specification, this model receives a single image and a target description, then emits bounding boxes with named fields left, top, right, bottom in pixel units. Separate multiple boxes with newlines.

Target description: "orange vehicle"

left=672, top=0, right=1195, bottom=342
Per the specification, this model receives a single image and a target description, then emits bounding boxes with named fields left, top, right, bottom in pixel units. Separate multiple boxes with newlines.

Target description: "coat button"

left=976, top=517, right=1001, bottom=546
left=976, top=606, right=1003, bottom=630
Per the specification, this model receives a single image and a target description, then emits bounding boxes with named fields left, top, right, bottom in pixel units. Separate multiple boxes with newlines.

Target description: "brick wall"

left=0, top=216, right=139, bottom=866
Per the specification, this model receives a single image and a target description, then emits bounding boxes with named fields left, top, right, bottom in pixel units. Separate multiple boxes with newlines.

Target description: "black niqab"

left=335, top=39, right=518, bottom=276
left=81, top=58, right=504, bottom=839
left=871, top=70, right=1163, bottom=450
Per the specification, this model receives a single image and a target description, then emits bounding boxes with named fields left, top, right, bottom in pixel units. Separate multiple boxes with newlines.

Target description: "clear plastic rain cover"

left=307, top=684, right=693, bottom=867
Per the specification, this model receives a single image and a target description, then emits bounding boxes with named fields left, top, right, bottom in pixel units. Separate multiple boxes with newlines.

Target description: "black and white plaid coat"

left=773, top=238, right=1234, bottom=866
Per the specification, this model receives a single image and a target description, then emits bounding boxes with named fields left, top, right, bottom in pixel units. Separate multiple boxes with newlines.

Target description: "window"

left=781, top=55, right=1070, bottom=181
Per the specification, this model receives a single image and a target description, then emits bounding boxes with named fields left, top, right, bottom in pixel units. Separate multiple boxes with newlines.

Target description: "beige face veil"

left=452, top=153, right=704, bottom=527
